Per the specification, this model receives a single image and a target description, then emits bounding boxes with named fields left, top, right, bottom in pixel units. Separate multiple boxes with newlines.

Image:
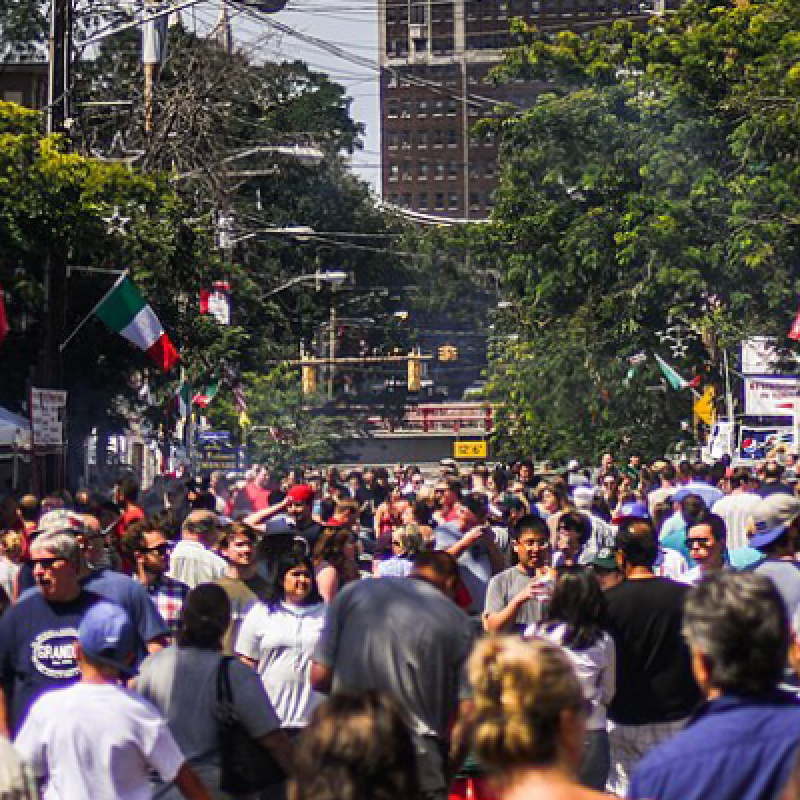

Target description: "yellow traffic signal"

left=408, top=355, right=421, bottom=392
left=438, top=345, right=458, bottom=362
left=302, top=364, right=317, bottom=394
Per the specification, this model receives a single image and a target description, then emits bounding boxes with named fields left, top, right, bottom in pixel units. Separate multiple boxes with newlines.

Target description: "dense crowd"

left=1, top=452, right=800, bottom=800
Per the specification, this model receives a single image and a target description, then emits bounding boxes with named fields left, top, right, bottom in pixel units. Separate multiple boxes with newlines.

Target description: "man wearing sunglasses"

left=680, top=512, right=729, bottom=586
left=127, top=519, right=189, bottom=639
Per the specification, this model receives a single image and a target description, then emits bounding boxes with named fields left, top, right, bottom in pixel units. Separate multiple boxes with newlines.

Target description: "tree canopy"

left=473, top=0, right=800, bottom=462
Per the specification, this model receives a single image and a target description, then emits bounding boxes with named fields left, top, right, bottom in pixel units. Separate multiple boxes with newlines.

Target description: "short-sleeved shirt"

left=484, top=566, right=552, bottom=632
left=433, top=524, right=493, bottom=614
left=313, top=577, right=474, bottom=740
left=236, top=601, right=326, bottom=728
left=140, top=575, right=190, bottom=638
left=215, top=574, right=268, bottom=654
left=15, top=682, right=184, bottom=800
left=135, top=645, right=281, bottom=798
left=606, top=577, right=701, bottom=725
left=166, top=541, right=227, bottom=589
left=628, top=692, right=800, bottom=800
left=0, top=589, right=103, bottom=734
left=82, top=569, right=168, bottom=663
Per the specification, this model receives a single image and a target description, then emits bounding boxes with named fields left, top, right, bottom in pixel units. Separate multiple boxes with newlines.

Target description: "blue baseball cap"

left=748, top=494, right=800, bottom=550
left=78, top=602, right=137, bottom=677
left=612, top=501, right=650, bottom=525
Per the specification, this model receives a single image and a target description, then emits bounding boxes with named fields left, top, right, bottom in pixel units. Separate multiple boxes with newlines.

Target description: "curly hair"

left=467, top=636, right=584, bottom=771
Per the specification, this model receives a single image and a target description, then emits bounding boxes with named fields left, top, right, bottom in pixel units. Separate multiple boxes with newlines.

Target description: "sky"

left=198, top=0, right=382, bottom=192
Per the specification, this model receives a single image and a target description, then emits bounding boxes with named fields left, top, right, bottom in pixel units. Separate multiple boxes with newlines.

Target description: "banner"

left=30, top=388, right=67, bottom=448
left=738, top=427, right=795, bottom=462
left=744, top=377, right=800, bottom=415
left=741, top=337, right=800, bottom=375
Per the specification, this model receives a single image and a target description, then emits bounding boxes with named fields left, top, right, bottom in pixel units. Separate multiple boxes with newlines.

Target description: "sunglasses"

left=30, top=556, right=67, bottom=569
left=391, top=540, right=404, bottom=547
left=142, top=543, right=171, bottom=555
left=687, top=538, right=713, bottom=549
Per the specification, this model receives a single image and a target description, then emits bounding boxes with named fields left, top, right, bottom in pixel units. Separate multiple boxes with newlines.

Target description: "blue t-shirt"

left=629, top=692, right=800, bottom=800
left=82, top=569, right=168, bottom=663
left=0, top=589, right=103, bottom=733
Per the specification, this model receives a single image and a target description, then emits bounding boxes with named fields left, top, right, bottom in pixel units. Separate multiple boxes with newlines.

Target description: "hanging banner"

left=200, top=281, right=231, bottom=326
left=744, top=377, right=800, bottom=415
left=30, top=388, right=67, bottom=449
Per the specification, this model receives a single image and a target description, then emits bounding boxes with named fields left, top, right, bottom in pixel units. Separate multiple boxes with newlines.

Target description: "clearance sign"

left=453, top=440, right=488, bottom=460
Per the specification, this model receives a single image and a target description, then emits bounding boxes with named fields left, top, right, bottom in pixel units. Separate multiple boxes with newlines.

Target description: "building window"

left=402, top=161, right=413, bottom=180
left=435, top=192, right=445, bottom=210
left=419, top=191, right=429, bottom=210
left=413, top=37, right=427, bottom=54
left=401, top=192, right=412, bottom=207
left=387, top=72, right=398, bottom=88
left=433, top=129, right=445, bottom=148
left=387, top=99, right=399, bottom=118
left=392, top=39, right=408, bottom=57
left=411, top=1, right=426, bottom=23
left=447, top=98, right=458, bottom=116
left=485, top=130, right=496, bottom=146
left=401, top=130, right=412, bottom=149
left=401, top=100, right=412, bottom=118
left=435, top=162, right=445, bottom=180
left=387, top=132, right=399, bottom=150
left=448, top=161, right=458, bottom=180
left=417, top=98, right=429, bottom=117
left=469, top=162, right=480, bottom=179
left=417, top=130, right=428, bottom=149
left=389, top=193, right=399, bottom=203
left=419, top=161, right=429, bottom=179
left=486, top=191, right=496, bottom=209
left=448, top=129, right=458, bottom=148
left=449, top=192, right=460, bottom=209
left=434, top=98, right=445, bottom=116
left=485, top=161, right=496, bottom=178
left=470, top=192, right=481, bottom=211
left=389, top=163, right=399, bottom=182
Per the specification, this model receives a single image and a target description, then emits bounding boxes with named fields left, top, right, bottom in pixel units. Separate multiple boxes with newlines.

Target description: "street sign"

left=196, top=430, right=232, bottom=444
left=454, top=439, right=488, bottom=460
left=30, top=388, right=67, bottom=448
left=195, top=441, right=245, bottom=474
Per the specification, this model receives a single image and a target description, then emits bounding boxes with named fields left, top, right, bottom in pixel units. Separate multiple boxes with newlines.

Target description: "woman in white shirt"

left=236, top=552, right=326, bottom=732
left=525, top=566, right=615, bottom=791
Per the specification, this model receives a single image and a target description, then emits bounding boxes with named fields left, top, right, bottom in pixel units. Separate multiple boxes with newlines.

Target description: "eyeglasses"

left=142, top=543, right=171, bottom=555
left=687, top=538, right=713, bottom=549
left=391, top=540, right=404, bottom=547
left=30, top=557, right=67, bottom=569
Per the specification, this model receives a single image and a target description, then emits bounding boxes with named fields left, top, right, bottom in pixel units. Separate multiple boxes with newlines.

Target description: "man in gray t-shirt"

left=748, top=493, right=800, bottom=618
left=311, top=560, right=474, bottom=799
left=483, top=514, right=553, bottom=634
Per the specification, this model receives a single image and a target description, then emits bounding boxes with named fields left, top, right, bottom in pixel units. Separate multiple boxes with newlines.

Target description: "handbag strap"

left=216, top=655, right=235, bottom=708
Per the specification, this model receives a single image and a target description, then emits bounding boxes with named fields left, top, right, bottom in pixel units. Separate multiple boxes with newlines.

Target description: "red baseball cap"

left=287, top=484, right=314, bottom=505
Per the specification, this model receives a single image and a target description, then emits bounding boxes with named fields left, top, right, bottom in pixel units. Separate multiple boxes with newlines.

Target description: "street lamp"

left=262, top=270, right=347, bottom=299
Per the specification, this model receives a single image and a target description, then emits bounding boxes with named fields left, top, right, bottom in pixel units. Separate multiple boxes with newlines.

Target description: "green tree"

left=473, top=0, right=800, bottom=462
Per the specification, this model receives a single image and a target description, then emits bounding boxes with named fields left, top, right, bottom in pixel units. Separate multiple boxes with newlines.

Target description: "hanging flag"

left=790, top=307, right=800, bottom=341
left=693, top=386, right=716, bottom=426
left=0, top=283, right=8, bottom=346
left=192, top=381, right=219, bottom=408
left=200, top=281, right=231, bottom=326
left=94, top=274, right=179, bottom=371
left=654, top=353, right=694, bottom=390
left=176, top=382, right=190, bottom=419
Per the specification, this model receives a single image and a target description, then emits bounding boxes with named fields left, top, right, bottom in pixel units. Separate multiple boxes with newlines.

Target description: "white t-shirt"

left=654, top=547, right=689, bottom=581
left=525, top=622, right=615, bottom=731
left=15, top=682, right=184, bottom=800
left=235, top=601, right=326, bottom=729
left=166, top=540, right=226, bottom=589
left=712, top=492, right=761, bottom=552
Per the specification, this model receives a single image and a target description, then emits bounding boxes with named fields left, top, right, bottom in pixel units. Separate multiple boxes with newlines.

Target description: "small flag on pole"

left=654, top=354, right=702, bottom=391
left=192, top=382, right=219, bottom=408
left=789, top=307, right=800, bottom=341
left=94, top=274, right=179, bottom=371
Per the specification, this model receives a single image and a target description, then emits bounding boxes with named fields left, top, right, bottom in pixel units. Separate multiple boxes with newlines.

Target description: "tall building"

left=379, top=0, right=677, bottom=219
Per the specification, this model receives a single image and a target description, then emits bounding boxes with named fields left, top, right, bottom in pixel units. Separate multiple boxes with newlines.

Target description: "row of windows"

left=386, top=97, right=459, bottom=117
left=392, top=161, right=500, bottom=180
left=387, top=191, right=496, bottom=212
left=388, top=161, right=498, bottom=180
left=386, top=65, right=460, bottom=89
left=388, top=37, right=457, bottom=57
left=386, top=2, right=454, bottom=25
left=385, top=127, right=496, bottom=148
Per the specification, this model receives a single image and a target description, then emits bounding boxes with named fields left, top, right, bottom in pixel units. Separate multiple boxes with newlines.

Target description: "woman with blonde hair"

left=462, top=636, right=607, bottom=800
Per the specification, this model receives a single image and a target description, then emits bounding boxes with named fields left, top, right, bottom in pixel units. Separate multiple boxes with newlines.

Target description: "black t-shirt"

left=605, top=577, right=701, bottom=725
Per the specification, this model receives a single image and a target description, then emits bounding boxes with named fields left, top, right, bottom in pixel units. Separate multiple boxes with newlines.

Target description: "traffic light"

left=302, top=364, right=317, bottom=395
left=408, top=355, right=421, bottom=392
left=438, top=344, right=458, bottom=362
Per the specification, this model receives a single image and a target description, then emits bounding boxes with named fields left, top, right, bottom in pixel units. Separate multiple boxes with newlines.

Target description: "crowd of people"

left=1, top=452, right=800, bottom=800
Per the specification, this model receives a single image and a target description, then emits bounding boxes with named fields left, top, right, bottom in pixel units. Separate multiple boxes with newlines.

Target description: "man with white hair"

left=572, top=486, right=614, bottom=561
left=167, top=510, right=227, bottom=589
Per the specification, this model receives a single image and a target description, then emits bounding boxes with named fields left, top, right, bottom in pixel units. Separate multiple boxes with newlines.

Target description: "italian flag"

left=654, top=353, right=701, bottom=392
left=94, top=274, right=179, bottom=371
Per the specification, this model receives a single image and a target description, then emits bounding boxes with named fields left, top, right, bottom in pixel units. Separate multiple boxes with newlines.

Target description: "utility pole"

left=38, top=0, right=72, bottom=492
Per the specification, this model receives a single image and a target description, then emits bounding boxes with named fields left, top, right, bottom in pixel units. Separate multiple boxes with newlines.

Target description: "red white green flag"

left=94, top=275, right=179, bottom=371
left=192, top=381, right=219, bottom=407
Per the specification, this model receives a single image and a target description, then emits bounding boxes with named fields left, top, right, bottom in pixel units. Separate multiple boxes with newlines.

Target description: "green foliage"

left=476, top=0, right=800, bottom=461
